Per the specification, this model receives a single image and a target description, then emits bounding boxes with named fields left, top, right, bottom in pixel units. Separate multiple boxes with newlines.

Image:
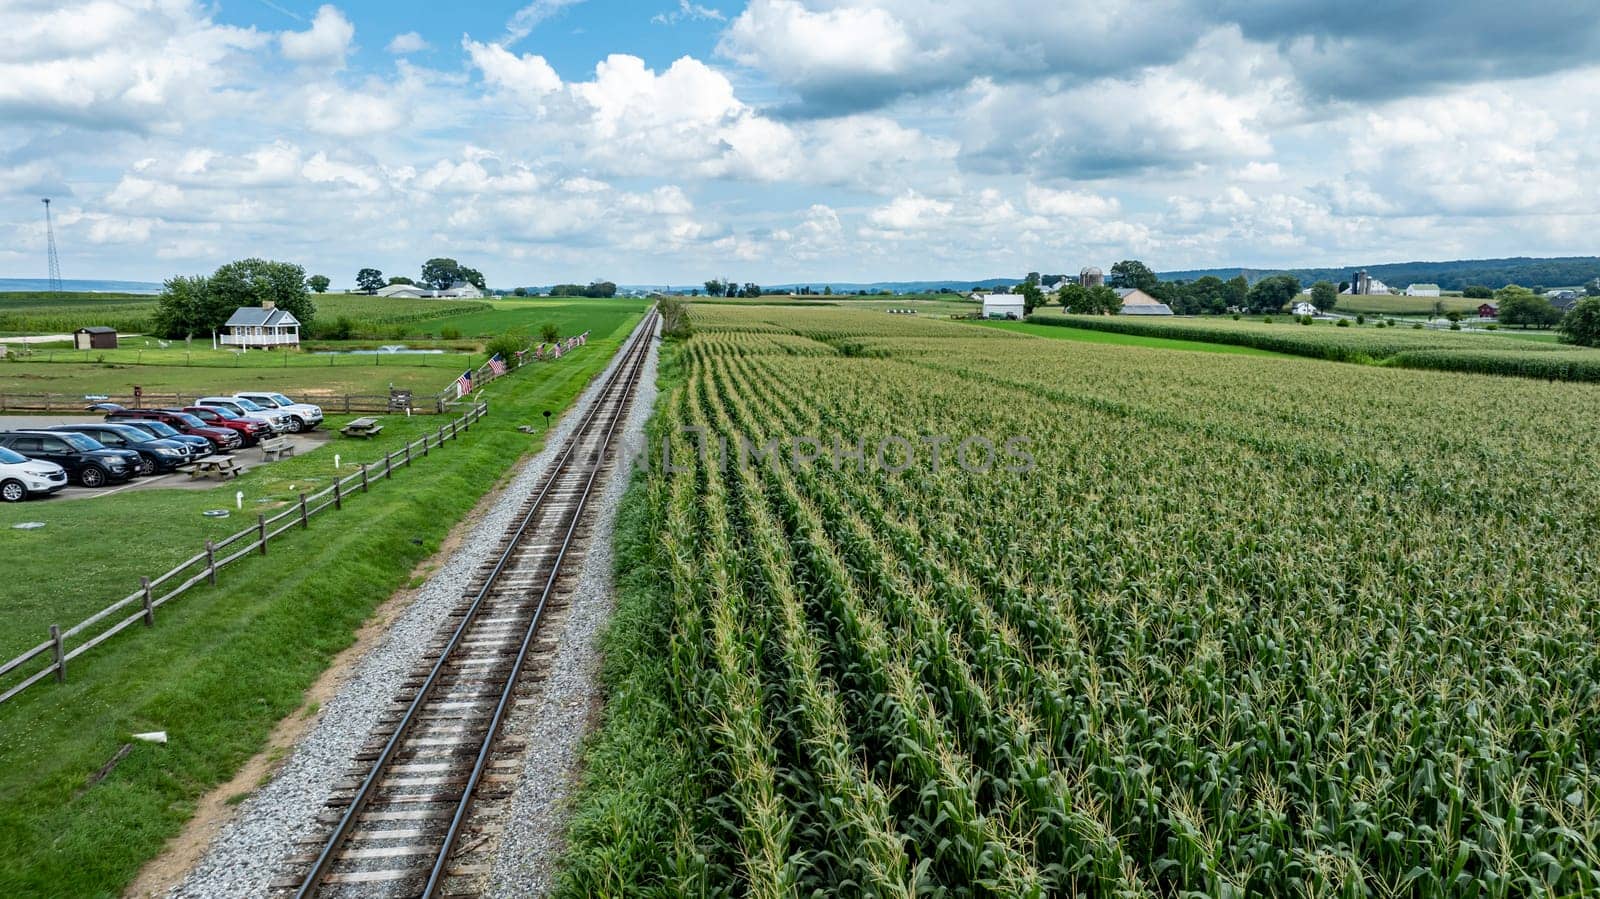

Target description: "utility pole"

left=42, top=199, right=63, bottom=294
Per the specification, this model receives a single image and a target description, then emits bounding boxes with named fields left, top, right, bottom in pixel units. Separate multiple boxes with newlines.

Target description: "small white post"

left=235, top=490, right=243, bottom=510
left=334, top=453, right=341, bottom=470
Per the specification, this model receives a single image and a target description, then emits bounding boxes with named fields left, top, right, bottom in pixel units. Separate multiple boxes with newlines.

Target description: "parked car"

left=0, top=445, right=69, bottom=501
left=42, top=422, right=195, bottom=475
left=177, top=406, right=272, bottom=445
left=108, top=417, right=213, bottom=458
left=0, top=431, right=140, bottom=487
left=233, top=392, right=323, bottom=432
left=195, top=396, right=292, bottom=433
left=106, top=409, right=242, bottom=452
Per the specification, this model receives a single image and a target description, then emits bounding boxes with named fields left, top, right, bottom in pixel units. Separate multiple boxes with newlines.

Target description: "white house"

left=979, top=293, right=1025, bottom=320
left=1292, top=301, right=1319, bottom=316
left=220, top=303, right=300, bottom=348
left=1115, top=288, right=1174, bottom=315
left=437, top=280, right=484, bottom=298
left=375, top=281, right=485, bottom=299
left=1405, top=283, right=1441, bottom=297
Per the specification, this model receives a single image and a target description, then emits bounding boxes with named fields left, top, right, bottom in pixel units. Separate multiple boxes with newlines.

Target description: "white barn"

left=1405, top=283, right=1441, bottom=297
left=979, top=293, right=1025, bottom=320
left=1115, top=288, right=1174, bottom=316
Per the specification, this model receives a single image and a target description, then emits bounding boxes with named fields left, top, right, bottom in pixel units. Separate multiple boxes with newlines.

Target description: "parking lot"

left=0, top=414, right=332, bottom=501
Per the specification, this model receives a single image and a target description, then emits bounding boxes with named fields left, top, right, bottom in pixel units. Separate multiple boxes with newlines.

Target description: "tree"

left=1557, top=297, right=1600, bottom=347
left=1586, top=279, right=1600, bottom=298
left=1018, top=282, right=1044, bottom=316
left=704, top=279, right=726, bottom=297
left=513, top=287, right=528, bottom=297
left=486, top=328, right=529, bottom=363
left=659, top=296, right=692, bottom=339
left=587, top=281, right=617, bottom=298
left=151, top=274, right=224, bottom=339
left=1463, top=285, right=1493, bottom=299
left=307, top=274, right=331, bottom=294
left=356, top=268, right=385, bottom=294
left=1223, top=275, right=1249, bottom=311
left=460, top=267, right=487, bottom=291
left=1246, top=274, right=1301, bottom=314
left=738, top=282, right=761, bottom=298
left=539, top=322, right=561, bottom=343
left=421, top=258, right=467, bottom=291
left=210, top=258, right=316, bottom=325
left=1024, top=271, right=1041, bottom=288
left=1058, top=282, right=1088, bottom=313
left=1310, top=280, right=1338, bottom=312
left=1108, top=260, right=1158, bottom=291
left=1496, top=285, right=1559, bottom=329
left=1088, top=285, right=1123, bottom=315
left=823, top=285, right=833, bottom=296
left=388, top=276, right=416, bottom=286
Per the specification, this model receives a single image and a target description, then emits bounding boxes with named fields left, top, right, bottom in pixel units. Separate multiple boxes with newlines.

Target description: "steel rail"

left=294, top=310, right=656, bottom=898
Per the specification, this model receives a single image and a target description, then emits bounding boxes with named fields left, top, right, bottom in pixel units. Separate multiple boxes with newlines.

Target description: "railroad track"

left=279, top=310, right=657, bottom=899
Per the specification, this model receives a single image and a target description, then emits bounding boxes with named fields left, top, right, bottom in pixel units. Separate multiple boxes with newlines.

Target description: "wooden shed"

left=74, top=327, right=118, bottom=350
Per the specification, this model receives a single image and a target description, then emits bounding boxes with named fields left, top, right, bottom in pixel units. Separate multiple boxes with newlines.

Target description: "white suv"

left=0, top=446, right=69, bottom=502
left=196, top=396, right=293, bottom=433
left=234, top=392, right=324, bottom=432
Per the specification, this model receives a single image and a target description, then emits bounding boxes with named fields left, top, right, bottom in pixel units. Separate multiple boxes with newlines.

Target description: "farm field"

left=560, top=306, right=1600, bottom=897
left=969, top=318, right=1289, bottom=356
left=1332, top=293, right=1481, bottom=316
left=0, top=308, right=645, bottom=897
left=405, top=296, right=647, bottom=338
left=1023, top=310, right=1600, bottom=381
left=0, top=291, right=493, bottom=336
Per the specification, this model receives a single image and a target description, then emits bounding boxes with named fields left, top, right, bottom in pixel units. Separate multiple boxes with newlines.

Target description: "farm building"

left=1547, top=290, right=1581, bottom=311
left=1405, top=283, right=1441, bottom=297
left=220, top=302, right=300, bottom=349
left=1292, top=301, right=1318, bottom=316
left=73, top=327, right=118, bottom=350
left=377, top=283, right=431, bottom=298
left=1477, top=303, right=1498, bottom=318
left=1079, top=266, right=1105, bottom=288
left=979, top=293, right=1025, bottom=320
left=437, top=281, right=484, bottom=298
left=1116, top=288, right=1174, bottom=316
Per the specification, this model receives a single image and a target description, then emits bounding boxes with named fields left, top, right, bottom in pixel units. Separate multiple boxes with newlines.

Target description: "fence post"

left=344, top=395, right=352, bottom=414
left=384, top=453, right=393, bottom=479
left=141, top=577, right=154, bottom=626
left=437, top=425, right=446, bottom=446
left=299, top=492, right=309, bottom=528
left=258, top=514, right=268, bottom=554
left=404, top=442, right=412, bottom=467
left=206, top=540, right=217, bottom=585
left=360, top=462, right=370, bottom=492
left=333, top=479, right=342, bottom=510
left=50, top=625, right=65, bottom=684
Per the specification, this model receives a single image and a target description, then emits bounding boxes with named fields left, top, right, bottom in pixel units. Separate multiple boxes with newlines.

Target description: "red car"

left=178, top=406, right=272, bottom=446
left=106, top=408, right=242, bottom=452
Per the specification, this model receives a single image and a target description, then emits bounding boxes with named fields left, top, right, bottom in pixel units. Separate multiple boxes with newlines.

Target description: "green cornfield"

left=559, top=306, right=1600, bottom=898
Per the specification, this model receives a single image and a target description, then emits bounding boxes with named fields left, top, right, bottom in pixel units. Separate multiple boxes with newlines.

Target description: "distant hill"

left=0, top=278, right=161, bottom=294
left=1158, top=257, right=1600, bottom=291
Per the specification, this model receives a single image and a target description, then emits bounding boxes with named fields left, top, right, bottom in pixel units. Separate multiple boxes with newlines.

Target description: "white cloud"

left=279, top=5, right=355, bottom=68
left=464, top=39, right=562, bottom=103
left=1026, top=186, right=1121, bottom=218
left=387, top=32, right=429, bottom=54
left=867, top=191, right=954, bottom=232
left=653, top=0, right=725, bottom=25
left=505, top=0, right=587, bottom=43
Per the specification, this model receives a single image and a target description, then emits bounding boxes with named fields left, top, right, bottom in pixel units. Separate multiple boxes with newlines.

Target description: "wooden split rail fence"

left=0, top=392, right=423, bottom=414
left=0, top=401, right=490, bottom=707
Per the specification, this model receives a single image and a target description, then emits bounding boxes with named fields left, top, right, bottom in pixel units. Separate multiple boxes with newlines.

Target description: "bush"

left=1413, top=323, right=1424, bottom=329
left=1336, top=319, right=1351, bottom=328
left=485, top=328, right=529, bottom=362
left=1299, top=315, right=1312, bottom=325
left=1485, top=323, right=1499, bottom=331
left=440, top=326, right=463, bottom=340
left=540, top=322, right=561, bottom=343
left=1231, top=313, right=1241, bottom=320
left=1356, top=314, right=1366, bottom=324
left=1449, top=322, right=1461, bottom=330
left=1263, top=316, right=1274, bottom=324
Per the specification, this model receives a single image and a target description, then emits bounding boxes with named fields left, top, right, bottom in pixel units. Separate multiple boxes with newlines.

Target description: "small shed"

left=74, top=327, right=118, bottom=350
left=1477, top=303, right=1498, bottom=318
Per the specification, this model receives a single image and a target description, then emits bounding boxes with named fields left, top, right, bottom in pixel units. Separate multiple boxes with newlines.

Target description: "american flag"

left=487, top=353, right=507, bottom=376
left=454, top=369, right=473, bottom=398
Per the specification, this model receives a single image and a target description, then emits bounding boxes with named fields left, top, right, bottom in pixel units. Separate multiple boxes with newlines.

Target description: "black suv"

left=44, top=423, right=196, bottom=475
left=0, top=431, right=141, bottom=487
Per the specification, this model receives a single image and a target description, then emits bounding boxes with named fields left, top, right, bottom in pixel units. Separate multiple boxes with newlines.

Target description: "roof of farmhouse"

left=224, top=307, right=300, bottom=328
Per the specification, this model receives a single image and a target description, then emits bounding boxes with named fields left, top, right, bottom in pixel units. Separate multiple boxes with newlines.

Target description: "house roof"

left=1408, top=283, right=1440, bottom=290
left=1121, top=303, right=1174, bottom=315
left=224, top=307, right=301, bottom=328
left=978, top=293, right=1023, bottom=304
left=77, top=326, right=116, bottom=333
left=1114, top=288, right=1164, bottom=305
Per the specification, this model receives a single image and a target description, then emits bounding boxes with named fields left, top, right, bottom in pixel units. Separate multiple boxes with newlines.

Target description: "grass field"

left=0, top=309, right=644, bottom=897
left=0, top=291, right=496, bottom=336
left=1332, top=293, right=1481, bottom=316
left=0, top=298, right=648, bottom=399
left=558, top=306, right=1600, bottom=897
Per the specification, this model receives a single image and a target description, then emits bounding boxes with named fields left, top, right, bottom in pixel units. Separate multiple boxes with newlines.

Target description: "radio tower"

left=42, top=199, right=63, bottom=294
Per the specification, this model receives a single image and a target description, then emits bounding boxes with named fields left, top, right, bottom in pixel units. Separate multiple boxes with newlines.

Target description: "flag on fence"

left=454, top=369, right=473, bottom=398
left=488, top=353, right=507, bottom=376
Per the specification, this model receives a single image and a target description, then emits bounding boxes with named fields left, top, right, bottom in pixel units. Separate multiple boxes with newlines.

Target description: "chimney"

left=261, top=300, right=275, bottom=310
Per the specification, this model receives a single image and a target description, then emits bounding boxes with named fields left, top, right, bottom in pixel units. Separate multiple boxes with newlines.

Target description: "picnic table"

left=187, top=456, right=242, bottom=480
left=341, top=417, right=384, bottom=439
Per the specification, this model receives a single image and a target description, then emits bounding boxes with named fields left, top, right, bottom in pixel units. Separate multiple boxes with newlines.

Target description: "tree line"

left=152, top=258, right=316, bottom=339
left=352, top=258, right=488, bottom=294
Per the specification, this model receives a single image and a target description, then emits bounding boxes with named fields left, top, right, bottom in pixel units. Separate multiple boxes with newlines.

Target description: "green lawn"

left=0, top=309, right=644, bottom=897
left=407, top=297, right=647, bottom=339
left=968, top=319, right=1290, bottom=356
left=1332, top=294, right=1481, bottom=316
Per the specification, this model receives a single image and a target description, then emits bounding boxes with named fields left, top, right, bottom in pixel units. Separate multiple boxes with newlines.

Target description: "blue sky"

left=4, top=0, right=1600, bottom=288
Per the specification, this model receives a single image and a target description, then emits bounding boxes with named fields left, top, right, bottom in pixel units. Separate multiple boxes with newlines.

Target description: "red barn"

left=1477, top=303, right=1498, bottom=319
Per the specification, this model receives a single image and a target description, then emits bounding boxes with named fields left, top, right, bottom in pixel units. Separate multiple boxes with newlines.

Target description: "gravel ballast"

left=483, top=319, right=659, bottom=897
left=167, top=319, right=658, bottom=899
